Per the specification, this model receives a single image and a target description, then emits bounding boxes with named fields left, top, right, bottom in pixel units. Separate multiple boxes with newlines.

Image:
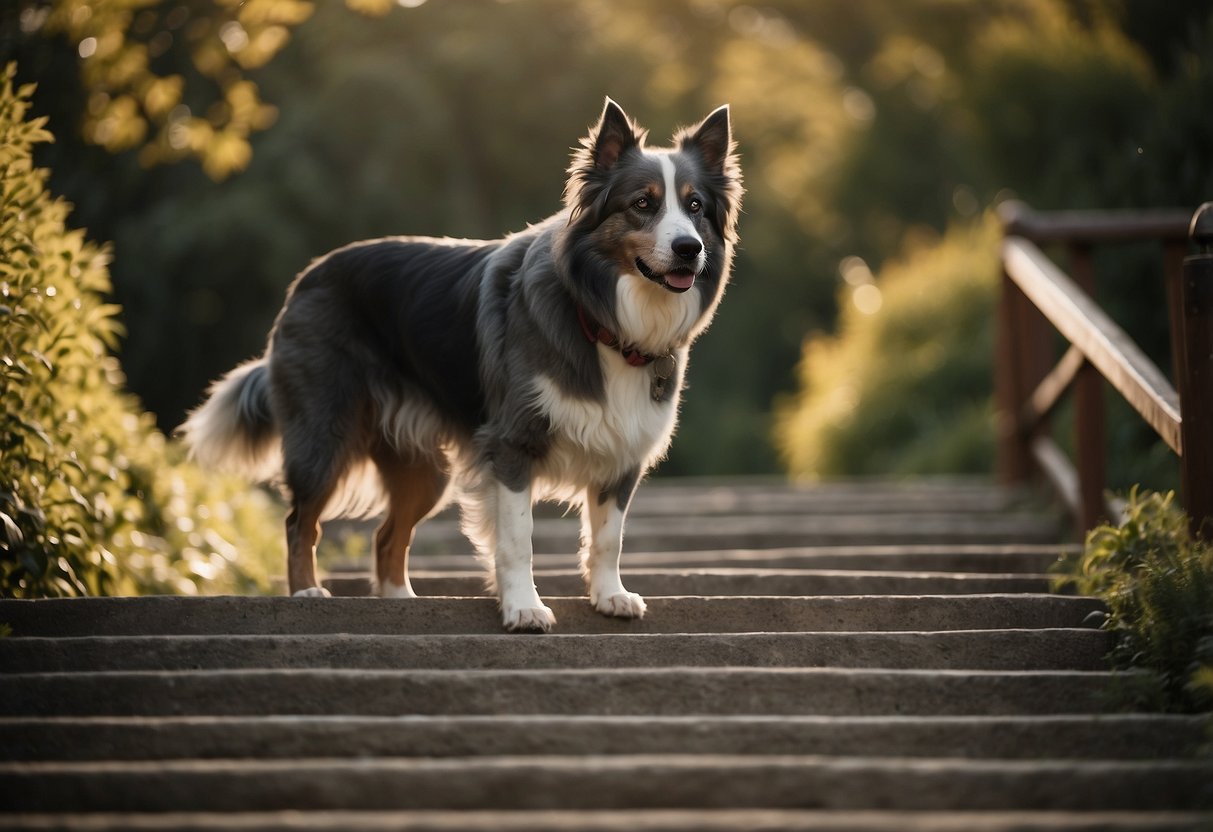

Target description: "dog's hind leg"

left=282, top=437, right=351, bottom=597
left=372, top=450, right=448, bottom=598
left=581, top=472, right=646, bottom=619
left=276, top=375, right=369, bottom=598
left=285, top=493, right=331, bottom=597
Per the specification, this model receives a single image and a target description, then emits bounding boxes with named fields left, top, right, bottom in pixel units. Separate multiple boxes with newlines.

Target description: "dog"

left=181, top=98, right=742, bottom=632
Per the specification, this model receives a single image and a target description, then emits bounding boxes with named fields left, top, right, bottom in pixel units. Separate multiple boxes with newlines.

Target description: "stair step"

left=1, top=668, right=1136, bottom=718
left=3, top=714, right=1201, bottom=762
left=2, top=810, right=1209, bottom=832
left=0, top=595, right=1105, bottom=637
left=322, top=569, right=1056, bottom=597
left=398, top=544, right=1074, bottom=574
left=622, top=479, right=1040, bottom=516
left=0, top=630, right=1111, bottom=673
left=0, top=478, right=1180, bottom=824
left=3, top=756, right=1209, bottom=812
left=404, top=512, right=1064, bottom=555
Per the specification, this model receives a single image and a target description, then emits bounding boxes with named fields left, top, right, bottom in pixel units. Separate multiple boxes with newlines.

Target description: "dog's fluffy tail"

left=179, top=358, right=281, bottom=481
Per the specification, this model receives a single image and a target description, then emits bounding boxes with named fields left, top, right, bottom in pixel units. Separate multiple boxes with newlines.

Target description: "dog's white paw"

left=594, top=591, right=647, bottom=619
left=379, top=580, right=416, bottom=599
left=502, top=604, right=556, bottom=633
left=292, top=586, right=331, bottom=598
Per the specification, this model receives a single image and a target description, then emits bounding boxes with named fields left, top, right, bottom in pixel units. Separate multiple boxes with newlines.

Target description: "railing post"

left=996, top=203, right=1055, bottom=489
left=1163, top=240, right=1188, bottom=400
left=1179, top=203, right=1213, bottom=539
left=996, top=203, right=1028, bottom=485
left=1068, top=243, right=1107, bottom=531
left=995, top=265, right=1032, bottom=485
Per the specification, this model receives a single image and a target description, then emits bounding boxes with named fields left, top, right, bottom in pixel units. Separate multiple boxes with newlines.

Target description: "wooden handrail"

left=1000, top=202, right=1191, bottom=244
left=995, top=202, right=1213, bottom=539
left=1001, top=236, right=1182, bottom=453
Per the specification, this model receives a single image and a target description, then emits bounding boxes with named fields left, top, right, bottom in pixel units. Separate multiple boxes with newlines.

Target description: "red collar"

left=576, top=305, right=658, bottom=367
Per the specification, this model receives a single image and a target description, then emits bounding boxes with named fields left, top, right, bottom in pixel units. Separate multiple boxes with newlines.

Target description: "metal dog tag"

left=650, top=354, right=676, bottom=400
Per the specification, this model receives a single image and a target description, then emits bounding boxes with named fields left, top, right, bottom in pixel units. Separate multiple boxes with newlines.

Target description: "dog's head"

left=561, top=99, right=743, bottom=348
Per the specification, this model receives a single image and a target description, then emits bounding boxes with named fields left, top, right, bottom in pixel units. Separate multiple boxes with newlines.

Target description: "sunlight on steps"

left=0, top=478, right=1210, bottom=831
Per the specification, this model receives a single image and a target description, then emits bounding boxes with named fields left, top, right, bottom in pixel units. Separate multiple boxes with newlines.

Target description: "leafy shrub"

left=1054, top=489, right=1213, bottom=712
left=0, top=64, right=281, bottom=598
left=774, top=218, right=999, bottom=477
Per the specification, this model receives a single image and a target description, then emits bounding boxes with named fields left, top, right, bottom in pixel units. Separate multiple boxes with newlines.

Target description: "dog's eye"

left=633, top=197, right=652, bottom=212
left=687, top=198, right=703, bottom=214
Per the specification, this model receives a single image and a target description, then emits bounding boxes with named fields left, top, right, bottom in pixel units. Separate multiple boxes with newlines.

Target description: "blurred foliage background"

left=2, top=0, right=1212, bottom=594
left=0, top=66, right=281, bottom=596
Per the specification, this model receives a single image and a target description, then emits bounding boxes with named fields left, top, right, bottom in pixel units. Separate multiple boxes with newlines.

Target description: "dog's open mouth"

left=635, top=258, right=697, bottom=293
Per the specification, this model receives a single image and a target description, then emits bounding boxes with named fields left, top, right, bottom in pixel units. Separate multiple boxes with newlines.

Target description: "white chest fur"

left=614, top=272, right=702, bottom=356
left=532, top=345, right=685, bottom=496
left=530, top=270, right=701, bottom=497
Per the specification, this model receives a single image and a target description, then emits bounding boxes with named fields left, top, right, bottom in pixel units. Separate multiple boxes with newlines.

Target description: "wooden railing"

left=995, top=201, right=1213, bottom=539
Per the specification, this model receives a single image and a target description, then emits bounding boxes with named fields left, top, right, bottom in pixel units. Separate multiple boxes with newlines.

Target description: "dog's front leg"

left=493, top=478, right=555, bottom=632
left=581, top=474, right=646, bottom=619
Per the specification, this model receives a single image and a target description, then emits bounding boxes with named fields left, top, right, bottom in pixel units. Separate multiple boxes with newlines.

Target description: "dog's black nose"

left=672, top=236, right=702, bottom=261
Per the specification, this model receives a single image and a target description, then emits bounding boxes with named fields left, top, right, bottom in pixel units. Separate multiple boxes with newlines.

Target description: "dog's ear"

left=589, top=97, right=640, bottom=172
left=679, top=104, right=733, bottom=173
left=566, top=98, right=646, bottom=221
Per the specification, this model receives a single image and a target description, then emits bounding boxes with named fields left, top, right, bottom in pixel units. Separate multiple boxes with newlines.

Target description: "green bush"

left=0, top=64, right=281, bottom=598
left=1054, top=489, right=1213, bottom=712
left=774, top=218, right=999, bottom=477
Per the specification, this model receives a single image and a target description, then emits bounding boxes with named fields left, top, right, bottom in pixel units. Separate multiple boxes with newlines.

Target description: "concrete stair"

left=342, top=478, right=1066, bottom=556
left=1, top=478, right=1210, bottom=830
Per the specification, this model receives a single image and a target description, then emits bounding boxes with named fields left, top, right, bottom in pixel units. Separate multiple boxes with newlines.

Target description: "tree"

left=11, top=0, right=392, bottom=180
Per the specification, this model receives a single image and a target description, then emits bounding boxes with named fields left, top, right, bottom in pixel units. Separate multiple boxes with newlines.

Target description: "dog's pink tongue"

left=665, top=271, right=696, bottom=290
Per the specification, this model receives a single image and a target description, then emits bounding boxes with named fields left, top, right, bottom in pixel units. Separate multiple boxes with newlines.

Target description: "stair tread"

left=0, top=594, right=1105, bottom=636
left=3, top=755, right=1210, bottom=812
left=404, top=511, right=1064, bottom=554
left=0, top=629, right=1112, bottom=672
left=391, top=544, right=1074, bottom=573
left=1, top=666, right=1140, bottom=717
left=3, top=713, right=1204, bottom=761
left=320, top=568, right=1058, bottom=598
left=2, top=810, right=1209, bottom=832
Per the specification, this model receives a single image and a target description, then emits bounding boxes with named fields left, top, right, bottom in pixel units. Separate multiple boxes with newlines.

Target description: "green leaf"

left=0, top=510, right=23, bottom=549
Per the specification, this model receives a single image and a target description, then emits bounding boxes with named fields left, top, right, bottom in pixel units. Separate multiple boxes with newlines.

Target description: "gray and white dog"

left=182, top=98, right=743, bottom=632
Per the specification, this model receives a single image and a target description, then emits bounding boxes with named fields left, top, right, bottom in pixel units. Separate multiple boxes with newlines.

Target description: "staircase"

left=1, top=478, right=1210, bottom=830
